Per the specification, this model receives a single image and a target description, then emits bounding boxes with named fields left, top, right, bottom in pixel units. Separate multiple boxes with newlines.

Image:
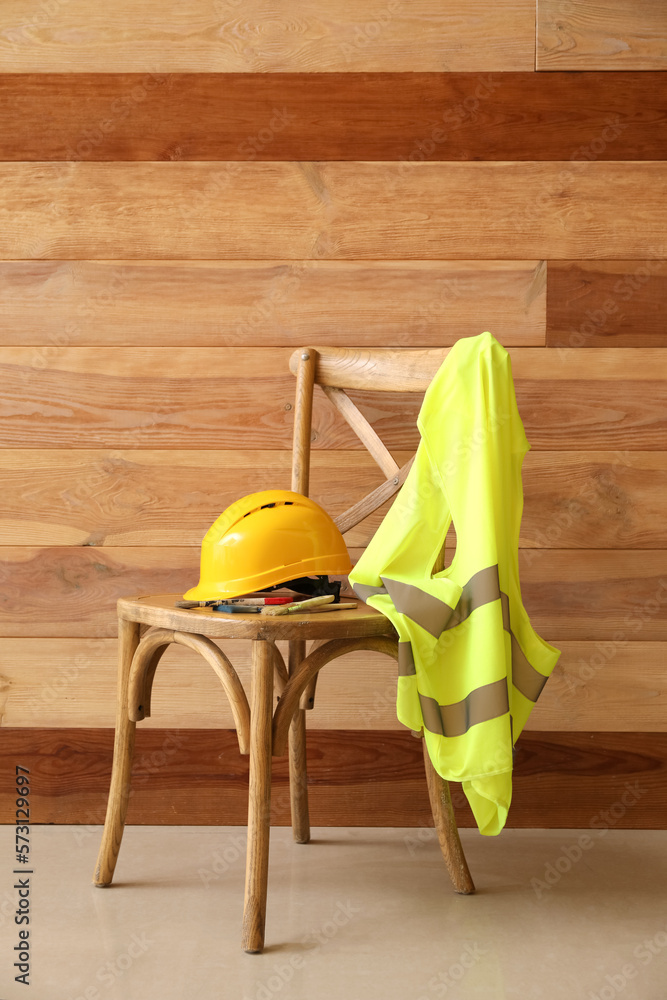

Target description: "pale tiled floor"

left=1, top=825, right=666, bottom=1000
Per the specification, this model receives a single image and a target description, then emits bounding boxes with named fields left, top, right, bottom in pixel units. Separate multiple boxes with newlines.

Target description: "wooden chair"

left=93, top=346, right=475, bottom=953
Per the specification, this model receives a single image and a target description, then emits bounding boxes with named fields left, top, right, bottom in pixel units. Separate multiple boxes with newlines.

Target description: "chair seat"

left=119, top=594, right=397, bottom=641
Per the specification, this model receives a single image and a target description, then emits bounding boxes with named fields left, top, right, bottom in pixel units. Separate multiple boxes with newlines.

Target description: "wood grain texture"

left=119, top=594, right=394, bottom=644
left=1, top=450, right=666, bottom=549
left=2, top=73, right=666, bottom=161
left=0, top=547, right=664, bottom=640
left=1, top=729, right=665, bottom=828
left=242, top=638, right=273, bottom=952
left=517, top=549, right=667, bottom=642
left=322, top=386, right=400, bottom=477
left=2, top=162, right=667, bottom=260
left=547, top=261, right=667, bottom=348
left=290, top=348, right=316, bottom=495
left=522, top=452, right=667, bottom=550
left=1, top=348, right=665, bottom=450
left=0, top=1, right=535, bottom=73
left=538, top=0, right=667, bottom=70
left=3, top=638, right=665, bottom=733
left=0, top=260, right=546, bottom=348
left=0, top=449, right=388, bottom=547
left=91, top=615, right=138, bottom=887
left=422, top=738, right=475, bottom=894
left=347, top=379, right=667, bottom=450
left=301, top=344, right=666, bottom=391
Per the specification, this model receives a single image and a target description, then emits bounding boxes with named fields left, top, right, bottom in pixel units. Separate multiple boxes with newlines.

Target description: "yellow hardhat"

left=183, top=490, right=352, bottom=601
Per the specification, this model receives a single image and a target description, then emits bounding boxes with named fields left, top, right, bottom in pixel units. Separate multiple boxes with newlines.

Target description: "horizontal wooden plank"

left=538, top=0, right=667, bottom=70
left=0, top=547, right=664, bottom=640
left=522, top=452, right=667, bottom=550
left=0, top=347, right=295, bottom=450
left=0, top=2, right=535, bottom=73
left=527, top=642, right=667, bottom=732
left=519, top=549, right=667, bottom=642
left=547, top=260, right=667, bottom=348
left=1, top=729, right=665, bottom=828
left=2, top=73, right=667, bottom=160
left=0, top=547, right=199, bottom=638
left=1, top=450, right=665, bottom=549
left=0, top=448, right=400, bottom=547
left=0, top=260, right=546, bottom=347
left=3, top=638, right=665, bottom=732
left=2, top=162, right=667, bottom=259
left=1, top=348, right=665, bottom=450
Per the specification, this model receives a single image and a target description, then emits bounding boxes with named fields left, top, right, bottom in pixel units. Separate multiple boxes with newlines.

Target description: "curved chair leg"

left=288, top=640, right=310, bottom=844
left=94, top=617, right=140, bottom=887
left=173, top=632, right=251, bottom=754
left=242, top=639, right=274, bottom=953
left=127, top=627, right=174, bottom=721
left=422, top=740, right=475, bottom=895
left=273, top=637, right=399, bottom=755
left=299, top=638, right=328, bottom=711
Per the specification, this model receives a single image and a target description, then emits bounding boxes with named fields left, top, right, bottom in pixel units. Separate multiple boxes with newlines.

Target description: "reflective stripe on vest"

left=419, top=679, right=510, bottom=739
left=363, top=563, right=549, bottom=727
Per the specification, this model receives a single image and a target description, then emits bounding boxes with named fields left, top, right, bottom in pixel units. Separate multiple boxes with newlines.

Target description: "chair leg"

left=242, top=640, right=274, bottom=953
left=288, top=640, right=310, bottom=844
left=93, top=617, right=141, bottom=887
left=422, top=740, right=475, bottom=895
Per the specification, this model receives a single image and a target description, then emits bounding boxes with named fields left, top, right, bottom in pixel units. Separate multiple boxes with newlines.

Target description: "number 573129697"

left=15, top=765, right=30, bottom=864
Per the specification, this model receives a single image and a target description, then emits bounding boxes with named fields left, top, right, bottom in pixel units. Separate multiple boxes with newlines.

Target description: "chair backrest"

left=289, top=345, right=453, bottom=568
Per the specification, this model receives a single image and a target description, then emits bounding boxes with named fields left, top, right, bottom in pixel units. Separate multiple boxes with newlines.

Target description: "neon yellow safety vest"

left=349, top=332, right=561, bottom=836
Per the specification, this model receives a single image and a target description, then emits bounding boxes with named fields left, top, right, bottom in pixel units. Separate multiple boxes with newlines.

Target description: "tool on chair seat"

left=297, top=601, right=357, bottom=613
left=213, top=604, right=262, bottom=614
left=261, top=594, right=334, bottom=616
left=175, top=599, right=219, bottom=609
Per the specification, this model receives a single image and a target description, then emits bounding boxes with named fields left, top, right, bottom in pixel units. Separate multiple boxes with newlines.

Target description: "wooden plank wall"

left=1, top=1, right=666, bottom=829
